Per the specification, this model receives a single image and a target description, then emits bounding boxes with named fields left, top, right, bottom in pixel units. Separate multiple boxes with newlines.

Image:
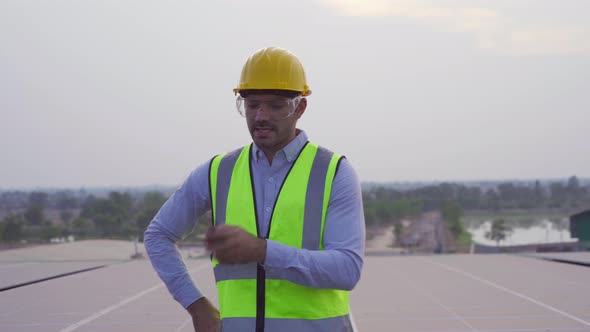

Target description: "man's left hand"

left=205, top=225, right=266, bottom=264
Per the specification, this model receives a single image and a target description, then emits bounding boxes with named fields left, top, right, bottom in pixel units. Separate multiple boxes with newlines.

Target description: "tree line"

left=363, top=176, right=589, bottom=240
left=0, top=191, right=168, bottom=244
left=1, top=176, right=588, bottom=244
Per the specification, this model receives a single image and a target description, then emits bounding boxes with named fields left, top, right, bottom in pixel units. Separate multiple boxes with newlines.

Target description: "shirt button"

left=268, top=177, right=274, bottom=183
left=265, top=207, right=271, bottom=212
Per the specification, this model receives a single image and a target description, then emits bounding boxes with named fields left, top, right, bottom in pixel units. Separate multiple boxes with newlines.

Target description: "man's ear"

left=295, top=98, right=307, bottom=119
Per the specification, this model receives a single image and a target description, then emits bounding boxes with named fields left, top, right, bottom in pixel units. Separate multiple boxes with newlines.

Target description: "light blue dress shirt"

left=144, top=130, right=365, bottom=309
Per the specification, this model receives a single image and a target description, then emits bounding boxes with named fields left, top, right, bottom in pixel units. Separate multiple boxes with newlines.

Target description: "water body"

left=467, top=218, right=577, bottom=246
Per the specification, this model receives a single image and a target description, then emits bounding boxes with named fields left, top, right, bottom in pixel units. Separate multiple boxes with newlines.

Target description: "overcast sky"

left=1, top=0, right=589, bottom=189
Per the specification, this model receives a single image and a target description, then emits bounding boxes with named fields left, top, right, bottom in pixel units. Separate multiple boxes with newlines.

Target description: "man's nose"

left=253, top=106, right=272, bottom=121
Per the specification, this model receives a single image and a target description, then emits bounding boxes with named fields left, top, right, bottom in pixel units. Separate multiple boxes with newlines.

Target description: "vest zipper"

left=249, top=142, right=309, bottom=332
left=249, top=145, right=265, bottom=332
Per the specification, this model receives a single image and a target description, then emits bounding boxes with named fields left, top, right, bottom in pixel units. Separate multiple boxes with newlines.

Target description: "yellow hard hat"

left=233, top=47, right=312, bottom=96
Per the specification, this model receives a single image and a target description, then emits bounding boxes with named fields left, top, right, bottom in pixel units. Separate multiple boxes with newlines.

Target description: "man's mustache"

left=253, top=121, right=275, bottom=129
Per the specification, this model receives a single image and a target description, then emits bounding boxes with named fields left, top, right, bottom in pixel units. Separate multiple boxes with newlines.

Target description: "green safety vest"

left=208, top=142, right=353, bottom=332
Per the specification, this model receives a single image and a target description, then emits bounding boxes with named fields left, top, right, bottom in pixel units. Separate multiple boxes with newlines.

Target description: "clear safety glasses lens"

left=236, top=96, right=301, bottom=119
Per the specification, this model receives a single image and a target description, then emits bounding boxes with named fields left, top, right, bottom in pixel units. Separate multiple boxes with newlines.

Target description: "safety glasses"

left=236, top=96, right=302, bottom=119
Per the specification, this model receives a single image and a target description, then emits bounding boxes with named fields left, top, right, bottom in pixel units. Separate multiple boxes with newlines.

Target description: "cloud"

left=319, top=0, right=590, bottom=55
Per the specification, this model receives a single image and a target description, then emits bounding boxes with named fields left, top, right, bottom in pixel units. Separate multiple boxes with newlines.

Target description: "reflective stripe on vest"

left=209, top=142, right=352, bottom=331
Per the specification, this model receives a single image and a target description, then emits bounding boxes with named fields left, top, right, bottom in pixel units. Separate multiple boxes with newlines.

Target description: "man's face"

left=243, top=94, right=306, bottom=156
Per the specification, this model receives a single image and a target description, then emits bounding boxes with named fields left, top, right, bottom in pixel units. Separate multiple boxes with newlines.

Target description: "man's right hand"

left=187, top=297, right=221, bottom=332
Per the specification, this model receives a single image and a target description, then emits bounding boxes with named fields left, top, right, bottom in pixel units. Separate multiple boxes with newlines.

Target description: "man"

left=145, top=47, right=365, bottom=332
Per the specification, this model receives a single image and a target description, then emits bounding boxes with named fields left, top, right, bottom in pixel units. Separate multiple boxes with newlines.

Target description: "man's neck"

left=263, top=150, right=275, bottom=165
left=255, top=129, right=301, bottom=165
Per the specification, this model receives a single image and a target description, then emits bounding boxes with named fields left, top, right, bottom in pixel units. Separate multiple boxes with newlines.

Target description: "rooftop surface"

left=1, top=241, right=589, bottom=332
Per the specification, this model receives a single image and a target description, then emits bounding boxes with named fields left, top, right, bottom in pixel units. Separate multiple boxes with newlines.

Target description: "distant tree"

left=362, top=196, right=422, bottom=226
left=56, top=191, right=79, bottom=209
left=24, top=205, right=44, bottom=225
left=60, top=210, right=74, bottom=224
left=135, top=191, right=168, bottom=241
left=566, top=176, right=583, bottom=208
left=483, top=189, right=500, bottom=211
left=485, top=218, right=512, bottom=247
left=375, top=200, right=392, bottom=222
left=392, top=198, right=422, bottom=220
left=29, top=191, right=48, bottom=207
left=414, top=184, right=451, bottom=210
left=457, top=186, right=481, bottom=210
left=40, top=221, right=63, bottom=241
left=497, top=183, right=518, bottom=209
left=1, top=214, right=24, bottom=242
left=71, top=216, right=96, bottom=238
left=81, top=191, right=133, bottom=237
left=567, top=176, right=580, bottom=192
left=442, top=201, right=464, bottom=237
left=363, top=204, right=378, bottom=226
left=60, top=210, right=74, bottom=236
left=533, top=180, right=545, bottom=207
left=549, top=182, right=566, bottom=208
left=392, top=221, right=403, bottom=246
left=514, top=185, right=536, bottom=210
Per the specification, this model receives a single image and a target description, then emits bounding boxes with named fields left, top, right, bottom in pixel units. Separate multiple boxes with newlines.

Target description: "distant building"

left=570, top=209, right=590, bottom=243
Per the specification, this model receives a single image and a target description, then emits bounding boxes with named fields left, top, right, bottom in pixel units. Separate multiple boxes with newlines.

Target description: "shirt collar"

left=252, top=129, right=309, bottom=163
